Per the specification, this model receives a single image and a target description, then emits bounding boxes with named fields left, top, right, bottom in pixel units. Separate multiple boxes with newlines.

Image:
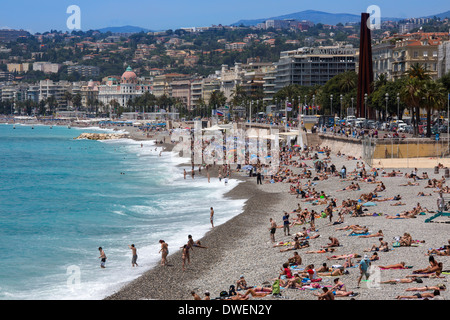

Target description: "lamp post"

left=351, top=97, right=354, bottom=117
left=313, top=95, right=316, bottom=115
left=364, top=93, right=368, bottom=120
left=340, top=94, right=343, bottom=120
left=330, top=94, right=333, bottom=118
left=385, top=92, right=389, bottom=122
left=397, top=93, right=400, bottom=120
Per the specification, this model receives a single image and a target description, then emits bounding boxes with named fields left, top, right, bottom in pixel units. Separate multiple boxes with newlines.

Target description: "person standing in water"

left=159, top=240, right=169, bottom=266
left=128, top=244, right=138, bottom=267
left=210, top=207, right=214, bottom=228
left=98, top=247, right=107, bottom=268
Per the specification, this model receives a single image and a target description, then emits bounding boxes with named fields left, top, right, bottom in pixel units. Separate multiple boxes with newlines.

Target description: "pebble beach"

left=105, top=127, right=450, bottom=301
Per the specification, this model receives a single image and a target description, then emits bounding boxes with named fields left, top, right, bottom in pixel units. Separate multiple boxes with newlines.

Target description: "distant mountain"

left=232, top=9, right=403, bottom=26
left=423, top=10, right=450, bottom=20
left=96, top=25, right=151, bottom=34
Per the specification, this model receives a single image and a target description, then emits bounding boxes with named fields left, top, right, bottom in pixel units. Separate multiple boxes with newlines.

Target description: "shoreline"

left=3, top=119, right=450, bottom=301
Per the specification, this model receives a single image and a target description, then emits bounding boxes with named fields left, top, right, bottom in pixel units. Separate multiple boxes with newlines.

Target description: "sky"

left=0, top=0, right=448, bottom=33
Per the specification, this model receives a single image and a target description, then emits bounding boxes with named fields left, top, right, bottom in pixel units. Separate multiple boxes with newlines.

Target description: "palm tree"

left=401, top=77, right=424, bottom=136
left=422, top=80, right=447, bottom=137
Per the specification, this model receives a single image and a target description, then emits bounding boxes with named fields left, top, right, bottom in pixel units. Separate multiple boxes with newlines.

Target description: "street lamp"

left=313, top=95, right=316, bottom=115
left=385, top=92, right=389, bottom=122
left=340, top=94, right=343, bottom=120
left=351, top=97, right=354, bottom=117
left=397, top=93, right=400, bottom=120
left=330, top=94, right=333, bottom=118
left=364, top=93, right=368, bottom=120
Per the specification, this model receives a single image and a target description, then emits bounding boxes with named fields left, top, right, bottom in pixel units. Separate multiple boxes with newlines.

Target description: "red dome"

left=121, top=66, right=137, bottom=81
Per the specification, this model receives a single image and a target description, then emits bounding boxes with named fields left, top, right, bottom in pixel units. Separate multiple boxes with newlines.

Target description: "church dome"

left=121, top=66, right=137, bottom=83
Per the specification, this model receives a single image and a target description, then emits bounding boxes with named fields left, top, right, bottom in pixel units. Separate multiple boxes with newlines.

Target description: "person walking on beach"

left=128, top=244, right=138, bottom=267
left=210, top=207, right=214, bottom=228
left=98, top=247, right=107, bottom=269
left=269, top=218, right=277, bottom=243
left=159, top=240, right=169, bottom=266
left=357, top=255, right=371, bottom=288
left=184, top=169, right=187, bottom=180
left=283, top=212, right=290, bottom=236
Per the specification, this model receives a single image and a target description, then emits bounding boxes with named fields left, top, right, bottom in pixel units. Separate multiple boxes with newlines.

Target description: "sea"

left=0, top=123, right=246, bottom=300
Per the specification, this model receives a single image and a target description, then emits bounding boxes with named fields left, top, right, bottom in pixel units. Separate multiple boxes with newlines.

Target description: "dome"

left=121, top=66, right=137, bottom=82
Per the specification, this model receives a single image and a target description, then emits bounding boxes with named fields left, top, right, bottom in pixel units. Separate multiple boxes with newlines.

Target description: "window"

left=423, top=51, right=428, bottom=57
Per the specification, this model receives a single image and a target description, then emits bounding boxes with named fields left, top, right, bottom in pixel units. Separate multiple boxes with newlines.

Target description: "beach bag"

left=220, top=291, right=229, bottom=298
left=272, top=279, right=281, bottom=295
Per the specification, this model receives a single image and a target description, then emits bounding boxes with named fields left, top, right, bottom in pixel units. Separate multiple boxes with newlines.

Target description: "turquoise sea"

left=0, top=123, right=245, bottom=300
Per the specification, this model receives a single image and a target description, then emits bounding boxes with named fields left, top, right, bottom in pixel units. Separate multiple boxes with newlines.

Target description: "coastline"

left=4, top=120, right=450, bottom=301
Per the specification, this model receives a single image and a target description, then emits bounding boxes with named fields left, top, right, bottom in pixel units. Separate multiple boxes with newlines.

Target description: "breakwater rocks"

left=74, top=132, right=129, bottom=140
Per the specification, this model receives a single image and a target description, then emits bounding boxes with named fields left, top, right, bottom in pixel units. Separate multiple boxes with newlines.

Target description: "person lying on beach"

left=377, top=262, right=407, bottom=269
left=305, top=248, right=336, bottom=254
left=327, top=253, right=361, bottom=260
left=317, top=268, right=345, bottom=277
left=382, top=170, right=402, bottom=177
left=405, top=284, right=446, bottom=292
left=390, top=202, right=406, bottom=206
left=379, top=277, right=423, bottom=284
left=348, top=227, right=369, bottom=236
left=406, top=270, right=445, bottom=279
left=399, top=181, right=419, bottom=186
left=374, top=195, right=401, bottom=202
left=396, top=291, right=438, bottom=300
left=427, top=246, right=450, bottom=256
left=358, top=230, right=383, bottom=238
left=335, top=224, right=365, bottom=232
left=417, top=192, right=432, bottom=196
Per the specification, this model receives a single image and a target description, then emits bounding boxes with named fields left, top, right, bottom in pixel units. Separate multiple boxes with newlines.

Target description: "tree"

left=422, top=80, right=447, bottom=137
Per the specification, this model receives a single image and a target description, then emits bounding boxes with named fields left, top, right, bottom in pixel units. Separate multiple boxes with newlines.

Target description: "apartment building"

left=391, top=32, right=449, bottom=80
left=67, top=65, right=100, bottom=78
left=372, top=41, right=395, bottom=80
left=274, top=45, right=357, bottom=90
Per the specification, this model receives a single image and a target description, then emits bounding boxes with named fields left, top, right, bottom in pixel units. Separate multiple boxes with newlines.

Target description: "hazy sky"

left=1, top=0, right=448, bottom=33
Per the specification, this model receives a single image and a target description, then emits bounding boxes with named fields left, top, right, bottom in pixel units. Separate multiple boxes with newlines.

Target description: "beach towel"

left=349, top=232, right=370, bottom=236
left=363, top=202, right=377, bottom=207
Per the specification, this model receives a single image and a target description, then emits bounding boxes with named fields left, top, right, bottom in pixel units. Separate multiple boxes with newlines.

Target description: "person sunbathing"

left=317, top=268, right=345, bottom=277
left=305, top=248, right=336, bottom=254
left=327, top=253, right=360, bottom=260
left=405, top=284, right=446, bottom=292
left=374, top=195, right=401, bottom=202
left=427, top=246, right=450, bottom=256
left=413, top=258, right=442, bottom=274
left=377, top=262, right=407, bottom=269
left=322, top=237, right=340, bottom=248
left=358, top=230, right=383, bottom=238
left=396, top=291, right=437, bottom=299
left=348, top=227, right=369, bottom=236
left=380, top=277, right=422, bottom=284
left=365, top=238, right=389, bottom=252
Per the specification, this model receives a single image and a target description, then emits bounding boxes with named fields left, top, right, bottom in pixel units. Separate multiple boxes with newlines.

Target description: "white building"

left=98, top=66, right=152, bottom=108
